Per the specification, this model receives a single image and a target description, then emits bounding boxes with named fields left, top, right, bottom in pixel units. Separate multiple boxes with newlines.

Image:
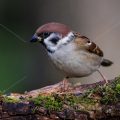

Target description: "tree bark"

left=0, top=79, right=120, bottom=120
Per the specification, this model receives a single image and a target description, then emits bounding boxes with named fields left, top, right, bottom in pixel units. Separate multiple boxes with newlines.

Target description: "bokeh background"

left=0, top=0, right=120, bottom=93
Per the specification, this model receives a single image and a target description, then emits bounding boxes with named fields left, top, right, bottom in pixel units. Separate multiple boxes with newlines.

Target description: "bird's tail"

left=101, top=58, right=113, bottom=67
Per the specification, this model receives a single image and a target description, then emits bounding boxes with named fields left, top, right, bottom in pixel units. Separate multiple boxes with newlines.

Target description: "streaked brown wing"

left=74, top=32, right=103, bottom=57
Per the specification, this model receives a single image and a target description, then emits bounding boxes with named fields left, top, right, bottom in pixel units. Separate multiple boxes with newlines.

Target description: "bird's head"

left=30, top=22, right=74, bottom=53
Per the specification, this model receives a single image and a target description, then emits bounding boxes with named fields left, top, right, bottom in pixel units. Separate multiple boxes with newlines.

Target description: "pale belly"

left=48, top=44, right=102, bottom=77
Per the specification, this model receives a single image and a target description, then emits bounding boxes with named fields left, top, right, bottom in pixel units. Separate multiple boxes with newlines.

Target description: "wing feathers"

left=74, top=32, right=103, bottom=57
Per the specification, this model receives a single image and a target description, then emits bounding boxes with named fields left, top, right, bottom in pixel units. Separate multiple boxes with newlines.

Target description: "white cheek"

left=44, top=32, right=74, bottom=52
left=44, top=38, right=52, bottom=46
left=44, top=38, right=57, bottom=52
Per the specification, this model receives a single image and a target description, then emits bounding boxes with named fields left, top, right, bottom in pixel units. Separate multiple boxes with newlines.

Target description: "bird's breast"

left=48, top=43, right=102, bottom=77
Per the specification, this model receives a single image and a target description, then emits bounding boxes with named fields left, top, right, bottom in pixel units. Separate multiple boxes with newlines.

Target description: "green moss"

left=29, top=93, right=98, bottom=112
left=31, top=95, right=63, bottom=111
left=116, top=84, right=120, bottom=94
left=78, top=76, right=120, bottom=105
left=79, top=97, right=97, bottom=105
left=1, top=76, right=120, bottom=112
left=28, top=76, right=120, bottom=111
left=100, top=86, right=117, bottom=104
left=101, top=77, right=120, bottom=104
left=4, top=96, right=20, bottom=103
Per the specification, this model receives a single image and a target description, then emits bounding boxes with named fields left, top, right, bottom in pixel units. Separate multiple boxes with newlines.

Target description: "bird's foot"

left=97, top=69, right=109, bottom=85
left=60, top=78, right=72, bottom=92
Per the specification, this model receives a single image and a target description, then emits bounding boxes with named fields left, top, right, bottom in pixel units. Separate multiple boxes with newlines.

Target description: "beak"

left=30, top=34, right=42, bottom=43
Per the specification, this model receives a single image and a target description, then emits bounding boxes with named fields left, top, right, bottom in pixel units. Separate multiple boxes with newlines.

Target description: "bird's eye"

left=38, top=32, right=51, bottom=39
left=43, top=32, right=51, bottom=38
left=50, top=37, right=59, bottom=44
left=87, top=40, right=90, bottom=43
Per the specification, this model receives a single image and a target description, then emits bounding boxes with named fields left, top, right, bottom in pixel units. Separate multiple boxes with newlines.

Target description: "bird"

left=30, top=22, right=113, bottom=89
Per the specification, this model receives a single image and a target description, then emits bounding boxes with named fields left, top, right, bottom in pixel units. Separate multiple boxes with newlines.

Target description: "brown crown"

left=36, top=22, right=71, bottom=37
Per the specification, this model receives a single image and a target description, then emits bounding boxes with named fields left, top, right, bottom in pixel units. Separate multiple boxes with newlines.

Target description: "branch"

left=0, top=77, right=120, bottom=120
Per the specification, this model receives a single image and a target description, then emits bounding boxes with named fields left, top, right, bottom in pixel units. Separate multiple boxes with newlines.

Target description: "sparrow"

left=30, top=22, right=113, bottom=85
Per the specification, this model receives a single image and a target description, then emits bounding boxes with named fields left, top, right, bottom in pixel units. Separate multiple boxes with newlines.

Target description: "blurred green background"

left=0, top=0, right=60, bottom=93
left=0, top=0, right=120, bottom=93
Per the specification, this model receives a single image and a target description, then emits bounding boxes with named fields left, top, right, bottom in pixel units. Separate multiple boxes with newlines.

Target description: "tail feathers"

left=101, top=58, right=113, bottom=67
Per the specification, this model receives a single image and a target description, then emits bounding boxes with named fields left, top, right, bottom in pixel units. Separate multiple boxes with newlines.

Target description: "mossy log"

left=0, top=77, right=120, bottom=120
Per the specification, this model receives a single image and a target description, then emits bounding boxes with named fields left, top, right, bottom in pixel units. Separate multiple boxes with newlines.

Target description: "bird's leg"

left=61, top=77, right=70, bottom=92
left=97, top=69, right=108, bottom=83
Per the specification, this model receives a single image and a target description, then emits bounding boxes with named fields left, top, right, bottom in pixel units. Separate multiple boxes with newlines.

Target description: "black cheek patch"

left=50, top=37, right=59, bottom=45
